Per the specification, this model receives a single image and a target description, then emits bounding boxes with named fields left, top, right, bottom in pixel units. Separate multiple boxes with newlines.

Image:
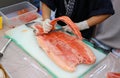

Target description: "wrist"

left=43, top=18, right=50, bottom=21
left=42, top=17, right=51, bottom=21
left=43, top=19, right=51, bottom=24
left=76, top=21, right=89, bottom=30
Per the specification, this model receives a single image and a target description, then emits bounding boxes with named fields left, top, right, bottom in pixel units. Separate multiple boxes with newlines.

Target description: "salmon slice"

left=107, top=72, right=120, bottom=78
left=50, top=16, right=82, bottom=40
left=34, top=16, right=96, bottom=72
left=19, top=12, right=38, bottom=22
left=17, top=8, right=28, bottom=15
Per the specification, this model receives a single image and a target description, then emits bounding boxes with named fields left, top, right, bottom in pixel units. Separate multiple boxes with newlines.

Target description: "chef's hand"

left=42, top=19, right=52, bottom=33
left=63, top=21, right=89, bottom=32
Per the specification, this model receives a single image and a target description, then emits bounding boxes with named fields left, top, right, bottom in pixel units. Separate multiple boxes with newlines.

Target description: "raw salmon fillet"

left=34, top=16, right=96, bottom=72
left=107, top=72, right=120, bottom=78
left=19, top=12, right=38, bottom=22
left=17, top=8, right=29, bottom=15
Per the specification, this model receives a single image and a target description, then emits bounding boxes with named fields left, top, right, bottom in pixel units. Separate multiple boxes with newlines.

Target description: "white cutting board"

left=5, top=25, right=106, bottom=78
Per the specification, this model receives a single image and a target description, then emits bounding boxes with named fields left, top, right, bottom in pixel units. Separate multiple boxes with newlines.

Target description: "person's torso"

left=54, top=0, right=90, bottom=25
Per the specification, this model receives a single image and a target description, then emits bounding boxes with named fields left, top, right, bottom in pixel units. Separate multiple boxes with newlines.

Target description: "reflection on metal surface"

left=0, top=37, right=51, bottom=78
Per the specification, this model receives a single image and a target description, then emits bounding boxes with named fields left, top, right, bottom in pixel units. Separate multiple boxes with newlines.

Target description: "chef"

left=39, top=0, right=114, bottom=40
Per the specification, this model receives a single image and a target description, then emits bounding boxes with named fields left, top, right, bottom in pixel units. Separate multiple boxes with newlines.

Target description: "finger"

left=44, top=27, right=51, bottom=33
left=43, top=28, right=48, bottom=33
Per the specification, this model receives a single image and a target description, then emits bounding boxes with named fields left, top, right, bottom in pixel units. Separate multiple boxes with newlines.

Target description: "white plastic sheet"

left=84, top=52, right=120, bottom=78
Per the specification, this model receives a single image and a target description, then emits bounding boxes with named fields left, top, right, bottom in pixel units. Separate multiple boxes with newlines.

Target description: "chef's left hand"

left=63, top=21, right=89, bottom=32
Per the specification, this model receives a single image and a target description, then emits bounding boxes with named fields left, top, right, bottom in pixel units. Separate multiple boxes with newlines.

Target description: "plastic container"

left=84, top=53, right=120, bottom=78
left=0, top=1, right=40, bottom=28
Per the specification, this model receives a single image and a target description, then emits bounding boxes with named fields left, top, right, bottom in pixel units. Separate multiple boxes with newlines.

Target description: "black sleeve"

left=89, top=0, right=115, bottom=17
left=40, top=0, right=56, bottom=11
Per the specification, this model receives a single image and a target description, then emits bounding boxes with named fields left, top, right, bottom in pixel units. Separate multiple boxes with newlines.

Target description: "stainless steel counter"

left=0, top=26, right=52, bottom=78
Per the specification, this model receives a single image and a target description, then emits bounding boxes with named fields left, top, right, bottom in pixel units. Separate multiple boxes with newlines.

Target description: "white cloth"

left=63, top=21, right=89, bottom=32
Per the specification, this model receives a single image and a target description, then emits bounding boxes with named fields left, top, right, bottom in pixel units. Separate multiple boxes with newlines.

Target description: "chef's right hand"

left=42, top=19, right=52, bottom=33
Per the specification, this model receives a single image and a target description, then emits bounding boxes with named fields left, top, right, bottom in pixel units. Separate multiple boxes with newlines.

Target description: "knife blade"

left=0, top=38, right=12, bottom=57
left=49, top=27, right=63, bottom=33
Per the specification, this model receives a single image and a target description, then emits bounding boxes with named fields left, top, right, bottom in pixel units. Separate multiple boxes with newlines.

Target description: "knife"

left=50, top=27, right=64, bottom=33
left=0, top=38, right=12, bottom=57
